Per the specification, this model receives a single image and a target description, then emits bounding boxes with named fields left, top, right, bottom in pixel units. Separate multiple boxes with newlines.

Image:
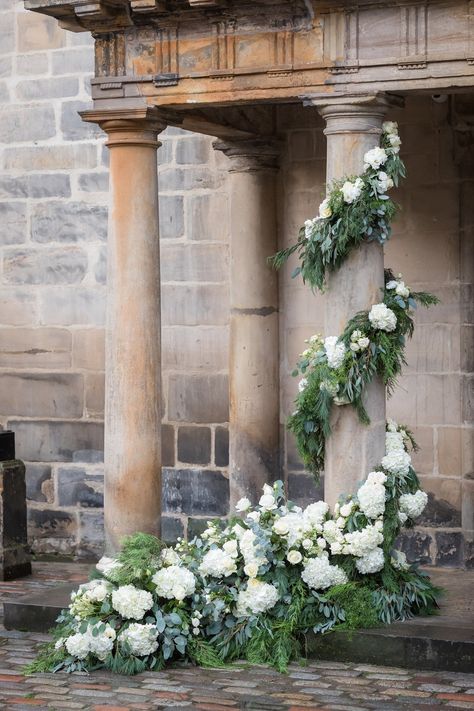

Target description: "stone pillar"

left=214, top=139, right=280, bottom=509
left=82, top=108, right=165, bottom=553
left=309, top=94, right=397, bottom=508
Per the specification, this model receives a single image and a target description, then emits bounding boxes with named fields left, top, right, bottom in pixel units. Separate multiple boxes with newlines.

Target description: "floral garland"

left=290, top=270, right=438, bottom=475
left=270, top=122, right=405, bottom=291
left=30, top=426, right=437, bottom=676
left=29, top=120, right=441, bottom=677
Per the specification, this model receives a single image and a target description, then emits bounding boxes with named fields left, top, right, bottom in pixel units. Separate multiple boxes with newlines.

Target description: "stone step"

left=3, top=583, right=76, bottom=632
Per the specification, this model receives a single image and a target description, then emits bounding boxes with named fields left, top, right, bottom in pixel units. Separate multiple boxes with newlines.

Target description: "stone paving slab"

left=1, top=564, right=474, bottom=710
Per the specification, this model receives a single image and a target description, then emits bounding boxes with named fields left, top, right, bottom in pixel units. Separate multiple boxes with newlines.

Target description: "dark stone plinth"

left=4, top=584, right=75, bottom=632
left=0, top=459, right=32, bottom=581
left=0, top=431, right=15, bottom=461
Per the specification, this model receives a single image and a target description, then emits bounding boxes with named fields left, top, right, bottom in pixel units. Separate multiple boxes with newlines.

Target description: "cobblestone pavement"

left=1, top=564, right=474, bottom=711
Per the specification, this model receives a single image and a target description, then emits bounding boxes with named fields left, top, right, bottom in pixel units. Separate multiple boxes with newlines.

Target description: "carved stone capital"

left=80, top=107, right=167, bottom=148
left=213, top=138, right=281, bottom=173
left=304, top=92, right=404, bottom=137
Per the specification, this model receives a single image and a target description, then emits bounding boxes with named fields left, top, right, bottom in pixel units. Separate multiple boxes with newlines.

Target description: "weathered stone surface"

left=178, top=426, right=211, bottom=465
left=0, top=373, right=83, bottom=418
left=52, top=48, right=94, bottom=75
left=72, top=329, right=105, bottom=370
left=288, top=472, right=324, bottom=508
left=3, top=247, right=88, bottom=285
left=0, top=105, right=56, bottom=143
left=159, top=195, right=184, bottom=239
left=31, top=202, right=107, bottom=243
left=0, top=56, right=12, bottom=77
left=0, top=327, right=71, bottom=368
left=176, top=136, right=211, bottom=165
left=161, top=516, right=184, bottom=542
left=78, top=172, right=109, bottom=193
left=77, top=510, right=104, bottom=558
left=168, top=373, right=229, bottom=423
left=16, top=52, right=49, bottom=75
left=397, top=531, right=433, bottom=565
left=159, top=166, right=224, bottom=192
left=85, top=372, right=105, bottom=417
left=161, top=243, right=228, bottom=282
left=186, top=193, right=229, bottom=241
left=28, top=508, right=75, bottom=540
left=3, top=144, right=97, bottom=171
left=0, top=12, right=14, bottom=55
left=187, top=518, right=208, bottom=539
left=16, top=76, right=79, bottom=100
left=17, top=11, right=65, bottom=52
left=25, top=463, right=52, bottom=504
left=436, top=532, right=464, bottom=567
left=419, top=477, right=462, bottom=528
left=57, top=466, right=103, bottom=508
left=73, top=449, right=104, bottom=464
left=161, top=284, right=229, bottom=326
left=215, top=426, right=229, bottom=467
left=0, top=460, right=31, bottom=580
left=39, top=287, right=106, bottom=325
left=162, top=468, right=229, bottom=516
left=161, top=424, right=175, bottom=468
left=162, top=326, right=228, bottom=371
left=0, top=202, right=27, bottom=245
left=61, top=100, right=101, bottom=141
left=0, top=288, right=37, bottom=326
left=94, top=246, right=107, bottom=284
left=0, top=174, right=71, bottom=199
left=8, top=420, right=104, bottom=463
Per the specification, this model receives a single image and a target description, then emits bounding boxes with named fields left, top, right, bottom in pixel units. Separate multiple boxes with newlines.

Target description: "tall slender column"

left=214, top=139, right=280, bottom=508
left=82, top=108, right=165, bottom=552
left=308, top=95, right=396, bottom=508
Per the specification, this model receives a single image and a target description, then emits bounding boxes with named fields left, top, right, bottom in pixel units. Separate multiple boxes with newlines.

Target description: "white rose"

left=317, top=537, right=327, bottom=549
left=375, top=171, right=394, bottom=193
left=287, top=550, right=303, bottom=565
left=223, top=540, right=239, bottom=557
left=341, top=177, right=364, bottom=204
left=336, top=516, right=346, bottom=529
left=340, top=503, right=353, bottom=518
left=358, top=337, right=370, bottom=350
left=235, top=497, right=251, bottom=513
left=273, top=518, right=290, bottom=536
left=302, top=538, right=313, bottom=550
left=350, top=342, right=360, bottom=352
left=395, top=281, right=410, bottom=298
left=319, top=197, right=332, bottom=219
left=363, top=146, right=388, bottom=170
left=247, top=511, right=261, bottom=522
left=259, top=493, right=277, bottom=510
left=244, top=562, right=259, bottom=578
left=388, top=133, right=401, bottom=152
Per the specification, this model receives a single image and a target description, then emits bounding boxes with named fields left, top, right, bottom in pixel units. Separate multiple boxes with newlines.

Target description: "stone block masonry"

left=0, top=2, right=472, bottom=564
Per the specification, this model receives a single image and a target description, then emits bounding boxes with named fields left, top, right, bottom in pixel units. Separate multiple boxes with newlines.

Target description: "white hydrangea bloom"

left=344, top=524, right=384, bottom=557
left=363, top=146, right=388, bottom=170
left=391, top=550, right=409, bottom=570
left=199, top=548, right=237, bottom=578
left=385, top=431, right=405, bottom=452
left=340, top=502, right=354, bottom=518
left=368, top=303, right=397, bottom=332
left=319, top=197, right=332, bottom=219
left=304, top=501, right=329, bottom=529
left=111, top=585, right=153, bottom=620
left=152, top=565, right=196, bottom=601
left=386, top=418, right=398, bottom=432
left=356, top=547, right=385, bottom=574
left=161, top=548, right=181, bottom=566
left=399, top=490, right=428, bottom=519
left=119, top=623, right=159, bottom=657
left=398, top=511, right=408, bottom=525
left=236, top=579, right=279, bottom=617
left=301, top=553, right=348, bottom=590
left=382, top=448, right=412, bottom=475
left=357, top=476, right=386, bottom=519
left=89, top=624, right=116, bottom=661
left=341, top=177, right=364, bottom=204
left=324, top=336, right=346, bottom=369
left=65, top=632, right=91, bottom=660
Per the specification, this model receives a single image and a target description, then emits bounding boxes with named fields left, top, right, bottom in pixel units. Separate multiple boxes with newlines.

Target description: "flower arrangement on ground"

left=29, top=422, right=438, bottom=676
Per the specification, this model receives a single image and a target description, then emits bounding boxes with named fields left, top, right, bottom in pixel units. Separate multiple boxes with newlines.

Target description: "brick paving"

left=1, top=564, right=474, bottom=711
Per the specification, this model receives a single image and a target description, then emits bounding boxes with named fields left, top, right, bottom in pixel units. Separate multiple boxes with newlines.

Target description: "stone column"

left=214, top=139, right=280, bottom=509
left=308, top=94, right=398, bottom=508
left=82, top=108, right=165, bottom=553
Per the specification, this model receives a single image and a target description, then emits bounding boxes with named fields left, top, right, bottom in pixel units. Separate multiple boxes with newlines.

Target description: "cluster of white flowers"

left=318, top=197, right=332, bottom=219
left=344, top=522, right=384, bottom=557
left=324, top=336, right=346, bottom=369
left=238, top=527, right=267, bottom=577
left=382, top=121, right=401, bottom=152
left=111, top=585, right=153, bottom=620
left=70, top=580, right=111, bottom=619
left=350, top=329, right=370, bottom=353
left=304, top=216, right=319, bottom=240
left=152, top=566, right=196, bottom=601
left=160, top=548, right=181, bottom=566
left=301, top=553, right=348, bottom=590
left=341, top=177, right=364, bottom=204
left=259, top=483, right=278, bottom=511
left=119, top=623, right=159, bottom=657
left=199, top=547, right=237, bottom=578
left=386, top=276, right=410, bottom=298
left=357, top=471, right=387, bottom=519
left=382, top=448, right=412, bottom=475
left=375, top=171, right=394, bottom=194
left=399, top=490, right=428, bottom=519
left=96, top=556, right=122, bottom=578
left=236, top=579, right=280, bottom=617
left=355, top=547, right=385, bottom=574
left=368, top=303, right=397, bottom=332
left=298, top=377, right=308, bottom=392
left=65, top=624, right=116, bottom=661
left=363, top=146, right=387, bottom=171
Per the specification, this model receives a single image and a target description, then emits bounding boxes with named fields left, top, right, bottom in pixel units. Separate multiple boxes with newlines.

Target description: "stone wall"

left=0, top=1, right=472, bottom=564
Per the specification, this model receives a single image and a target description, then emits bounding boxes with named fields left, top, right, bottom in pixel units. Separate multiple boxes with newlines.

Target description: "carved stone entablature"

left=25, top=0, right=474, bottom=110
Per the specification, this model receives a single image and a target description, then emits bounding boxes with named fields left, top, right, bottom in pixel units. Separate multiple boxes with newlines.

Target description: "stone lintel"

left=213, top=138, right=282, bottom=172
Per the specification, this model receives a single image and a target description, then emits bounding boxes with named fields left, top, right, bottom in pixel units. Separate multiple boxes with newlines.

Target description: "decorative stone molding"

left=80, top=107, right=167, bottom=147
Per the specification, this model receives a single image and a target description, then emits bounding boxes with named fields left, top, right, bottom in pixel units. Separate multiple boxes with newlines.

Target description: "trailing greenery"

left=288, top=271, right=438, bottom=476
left=270, top=124, right=406, bottom=292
